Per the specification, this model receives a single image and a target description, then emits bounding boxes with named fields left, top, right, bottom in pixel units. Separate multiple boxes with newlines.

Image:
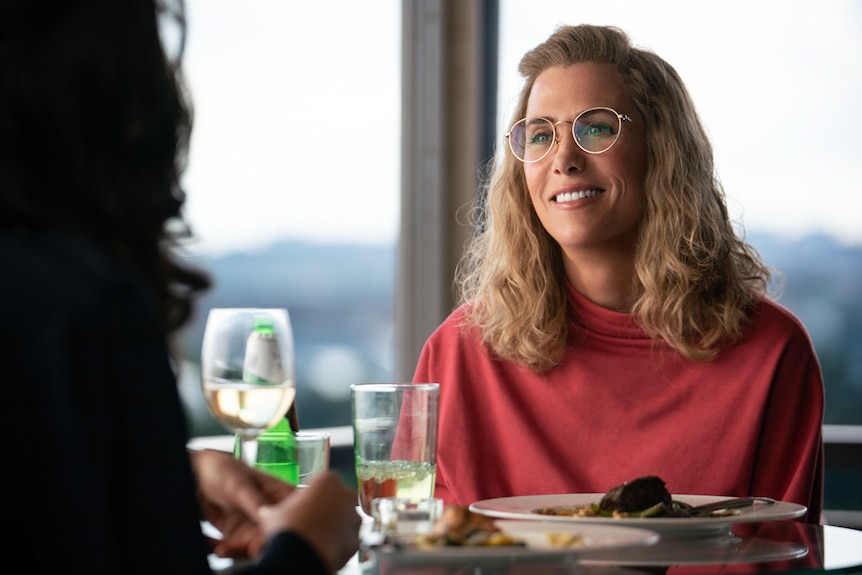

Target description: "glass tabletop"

left=337, top=523, right=862, bottom=575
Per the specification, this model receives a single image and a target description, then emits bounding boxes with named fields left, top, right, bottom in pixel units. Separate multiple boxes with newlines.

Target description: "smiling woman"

left=413, top=23, right=825, bottom=529
left=493, top=0, right=862, bottom=524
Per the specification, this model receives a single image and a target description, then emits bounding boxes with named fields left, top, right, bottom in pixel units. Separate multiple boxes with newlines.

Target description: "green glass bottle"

left=250, top=416, right=299, bottom=484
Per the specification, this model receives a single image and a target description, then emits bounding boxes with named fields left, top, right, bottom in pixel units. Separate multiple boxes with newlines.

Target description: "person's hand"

left=190, top=449, right=294, bottom=558
left=258, top=471, right=361, bottom=572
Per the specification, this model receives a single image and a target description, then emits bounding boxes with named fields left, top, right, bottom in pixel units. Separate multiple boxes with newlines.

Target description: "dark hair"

left=0, top=0, right=209, bottom=334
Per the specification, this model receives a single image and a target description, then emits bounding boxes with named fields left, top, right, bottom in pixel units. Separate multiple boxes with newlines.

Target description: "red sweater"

left=413, top=286, right=824, bottom=523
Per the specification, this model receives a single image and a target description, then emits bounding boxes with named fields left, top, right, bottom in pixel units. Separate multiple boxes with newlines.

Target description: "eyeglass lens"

left=508, top=108, right=622, bottom=161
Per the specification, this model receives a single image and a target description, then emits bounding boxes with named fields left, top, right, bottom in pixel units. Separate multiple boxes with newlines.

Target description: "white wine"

left=203, top=378, right=295, bottom=434
left=357, top=460, right=436, bottom=515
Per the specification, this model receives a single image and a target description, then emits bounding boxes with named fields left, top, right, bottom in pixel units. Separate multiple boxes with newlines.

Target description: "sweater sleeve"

left=751, top=321, right=825, bottom=523
left=412, top=323, right=454, bottom=505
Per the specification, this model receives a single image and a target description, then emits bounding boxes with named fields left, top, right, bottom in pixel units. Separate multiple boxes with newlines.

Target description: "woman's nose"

left=551, top=129, right=585, bottom=173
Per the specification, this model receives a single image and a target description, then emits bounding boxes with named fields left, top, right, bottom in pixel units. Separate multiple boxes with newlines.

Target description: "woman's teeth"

left=554, top=190, right=602, bottom=202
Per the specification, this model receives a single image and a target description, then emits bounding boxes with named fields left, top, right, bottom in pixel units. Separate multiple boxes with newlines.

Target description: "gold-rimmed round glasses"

left=506, top=107, right=633, bottom=162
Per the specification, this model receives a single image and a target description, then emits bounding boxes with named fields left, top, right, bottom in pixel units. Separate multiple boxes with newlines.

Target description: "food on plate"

left=599, top=475, right=673, bottom=513
left=534, top=475, right=694, bottom=518
left=413, top=505, right=524, bottom=547
left=412, top=505, right=586, bottom=549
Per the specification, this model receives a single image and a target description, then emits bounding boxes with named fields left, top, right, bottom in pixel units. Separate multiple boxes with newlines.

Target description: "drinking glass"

left=241, top=429, right=330, bottom=486
left=201, top=308, right=295, bottom=465
left=370, top=497, right=444, bottom=544
left=350, top=383, right=439, bottom=516
left=295, top=431, right=331, bottom=486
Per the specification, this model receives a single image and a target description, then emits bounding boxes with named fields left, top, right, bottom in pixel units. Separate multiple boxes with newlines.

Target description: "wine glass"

left=200, top=308, right=296, bottom=464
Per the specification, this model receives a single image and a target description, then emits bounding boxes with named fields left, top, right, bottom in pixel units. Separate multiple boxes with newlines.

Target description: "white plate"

left=371, top=522, right=658, bottom=565
left=495, top=520, right=659, bottom=551
left=469, top=494, right=807, bottom=537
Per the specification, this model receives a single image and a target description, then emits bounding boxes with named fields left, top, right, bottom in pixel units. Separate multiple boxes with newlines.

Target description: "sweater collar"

left=565, top=281, right=648, bottom=339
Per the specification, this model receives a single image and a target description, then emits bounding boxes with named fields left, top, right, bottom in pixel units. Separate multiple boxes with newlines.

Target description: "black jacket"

left=3, top=230, right=327, bottom=575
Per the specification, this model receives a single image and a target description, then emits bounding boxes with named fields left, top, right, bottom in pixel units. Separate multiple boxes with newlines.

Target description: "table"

left=335, top=523, right=862, bottom=575
left=192, top=436, right=861, bottom=574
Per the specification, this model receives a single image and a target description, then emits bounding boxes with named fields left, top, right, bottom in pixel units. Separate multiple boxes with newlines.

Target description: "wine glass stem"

left=235, top=433, right=259, bottom=466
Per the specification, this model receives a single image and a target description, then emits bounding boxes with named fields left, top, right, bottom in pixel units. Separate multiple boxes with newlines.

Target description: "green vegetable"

left=626, top=502, right=666, bottom=518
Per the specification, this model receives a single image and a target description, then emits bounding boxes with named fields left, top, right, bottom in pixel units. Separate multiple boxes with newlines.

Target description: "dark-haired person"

left=2, top=0, right=359, bottom=572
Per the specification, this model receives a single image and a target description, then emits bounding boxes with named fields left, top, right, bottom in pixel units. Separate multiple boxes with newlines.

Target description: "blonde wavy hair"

left=456, top=24, right=771, bottom=372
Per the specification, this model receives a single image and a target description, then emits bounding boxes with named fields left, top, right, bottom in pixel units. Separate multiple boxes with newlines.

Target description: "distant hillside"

left=741, top=233, right=862, bottom=424
left=179, top=239, right=396, bottom=356
left=752, top=232, right=862, bottom=306
left=196, top=240, right=396, bottom=306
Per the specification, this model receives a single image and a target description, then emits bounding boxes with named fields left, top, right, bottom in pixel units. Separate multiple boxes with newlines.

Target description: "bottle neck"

left=285, top=402, right=300, bottom=432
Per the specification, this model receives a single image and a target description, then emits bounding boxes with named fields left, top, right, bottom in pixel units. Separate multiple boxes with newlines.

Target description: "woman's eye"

left=527, top=130, right=553, bottom=146
left=582, top=124, right=612, bottom=137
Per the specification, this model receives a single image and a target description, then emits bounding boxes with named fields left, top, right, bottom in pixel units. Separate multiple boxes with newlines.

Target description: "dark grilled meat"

left=599, top=475, right=673, bottom=513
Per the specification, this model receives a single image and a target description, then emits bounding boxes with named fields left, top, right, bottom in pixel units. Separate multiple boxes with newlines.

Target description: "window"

left=176, top=0, right=401, bottom=435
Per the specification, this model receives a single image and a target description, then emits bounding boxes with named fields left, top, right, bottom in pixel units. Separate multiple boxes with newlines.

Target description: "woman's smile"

left=551, top=187, right=605, bottom=204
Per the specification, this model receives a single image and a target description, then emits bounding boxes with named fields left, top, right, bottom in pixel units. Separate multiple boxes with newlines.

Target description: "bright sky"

left=181, top=0, right=401, bottom=255
left=180, top=0, right=862, bottom=256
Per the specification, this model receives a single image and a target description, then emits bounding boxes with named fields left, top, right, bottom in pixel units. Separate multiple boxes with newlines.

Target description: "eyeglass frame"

left=505, top=107, right=634, bottom=162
